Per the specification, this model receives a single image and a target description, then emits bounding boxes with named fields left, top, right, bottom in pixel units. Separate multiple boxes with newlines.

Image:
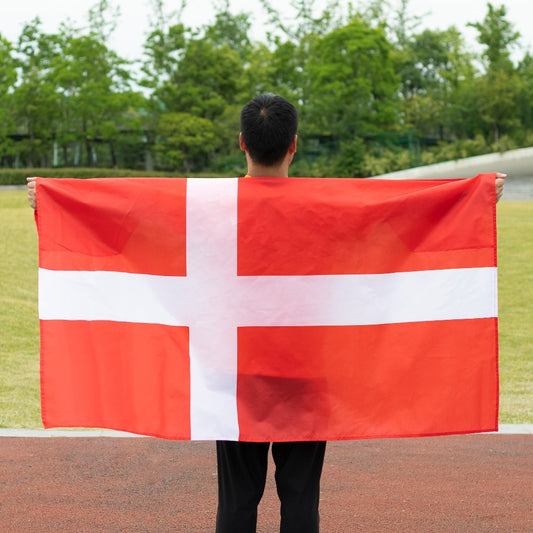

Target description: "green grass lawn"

left=0, top=190, right=40, bottom=427
left=0, top=190, right=531, bottom=427
left=496, top=201, right=533, bottom=423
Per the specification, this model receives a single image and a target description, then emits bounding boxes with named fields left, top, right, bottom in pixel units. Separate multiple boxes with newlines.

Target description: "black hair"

left=240, top=93, right=298, bottom=166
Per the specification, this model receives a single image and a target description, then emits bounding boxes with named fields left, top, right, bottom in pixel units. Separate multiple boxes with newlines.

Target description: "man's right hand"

left=27, top=177, right=37, bottom=210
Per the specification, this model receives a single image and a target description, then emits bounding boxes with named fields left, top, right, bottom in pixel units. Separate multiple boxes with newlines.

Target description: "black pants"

left=215, top=440, right=326, bottom=533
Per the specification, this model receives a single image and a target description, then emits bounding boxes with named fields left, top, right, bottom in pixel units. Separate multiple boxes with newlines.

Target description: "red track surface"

left=1, top=434, right=531, bottom=532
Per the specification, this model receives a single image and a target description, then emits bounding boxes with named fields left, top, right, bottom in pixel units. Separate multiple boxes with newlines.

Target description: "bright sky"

left=1, top=0, right=532, bottom=62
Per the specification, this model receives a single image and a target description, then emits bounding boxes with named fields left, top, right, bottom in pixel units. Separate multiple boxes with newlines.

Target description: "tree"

left=13, top=19, right=62, bottom=167
left=396, top=27, right=475, bottom=139
left=244, top=40, right=303, bottom=105
left=474, top=69, right=523, bottom=143
left=305, top=18, right=399, bottom=140
left=52, top=25, right=141, bottom=166
left=141, top=2, right=250, bottom=171
left=87, top=0, right=121, bottom=44
left=259, top=0, right=344, bottom=42
left=468, top=3, right=520, bottom=72
left=141, top=24, right=187, bottom=91
left=257, top=0, right=346, bottom=105
left=11, top=2, right=145, bottom=169
left=517, top=53, right=533, bottom=133
left=140, top=2, right=189, bottom=168
left=0, top=35, right=17, bottom=93
left=0, top=35, right=17, bottom=164
left=204, top=0, right=252, bottom=60
left=390, top=0, right=422, bottom=47
left=162, top=38, right=243, bottom=119
left=334, top=136, right=366, bottom=177
left=154, top=112, right=218, bottom=171
left=468, top=3, right=522, bottom=142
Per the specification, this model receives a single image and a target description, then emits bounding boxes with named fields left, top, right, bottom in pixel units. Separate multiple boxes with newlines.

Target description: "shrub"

left=0, top=168, right=229, bottom=186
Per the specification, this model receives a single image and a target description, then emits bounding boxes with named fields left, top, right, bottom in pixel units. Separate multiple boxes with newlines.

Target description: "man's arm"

left=26, top=173, right=507, bottom=211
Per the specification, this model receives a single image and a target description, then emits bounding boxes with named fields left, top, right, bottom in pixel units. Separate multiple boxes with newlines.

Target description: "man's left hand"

left=495, top=173, right=506, bottom=202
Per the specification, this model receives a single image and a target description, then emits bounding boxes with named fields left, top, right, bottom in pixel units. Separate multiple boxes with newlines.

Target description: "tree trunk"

left=145, top=149, right=154, bottom=171
left=28, top=131, right=34, bottom=168
left=109, top=141, right=117, bottom=168
left=85, top=137, right=92, bottom=167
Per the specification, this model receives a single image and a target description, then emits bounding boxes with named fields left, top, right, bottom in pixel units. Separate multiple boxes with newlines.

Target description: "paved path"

left=1, top=433, right=531, bottom=532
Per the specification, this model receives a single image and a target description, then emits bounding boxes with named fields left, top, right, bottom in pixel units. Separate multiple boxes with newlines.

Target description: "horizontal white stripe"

left=39, top=269, right=189, bottom=325
left=39, top=267, right=498, bottom=327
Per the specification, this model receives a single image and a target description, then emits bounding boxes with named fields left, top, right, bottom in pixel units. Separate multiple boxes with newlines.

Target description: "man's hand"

left=495, top=173, right=506, bottom=203
left=27, top=177, right=37, bottom=210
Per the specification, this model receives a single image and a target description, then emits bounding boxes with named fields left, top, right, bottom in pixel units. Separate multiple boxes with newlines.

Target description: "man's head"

left=240, top=94, right=298, bottom=167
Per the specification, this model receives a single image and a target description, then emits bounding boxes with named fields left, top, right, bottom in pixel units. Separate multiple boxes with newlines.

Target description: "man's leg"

left=272, top=441, right=326, bottom=533
left=216, top=441, right=270, bottom=533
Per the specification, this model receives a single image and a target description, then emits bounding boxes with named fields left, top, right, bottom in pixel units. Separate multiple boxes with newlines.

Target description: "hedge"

left=0, top=168, right=233, bottom=186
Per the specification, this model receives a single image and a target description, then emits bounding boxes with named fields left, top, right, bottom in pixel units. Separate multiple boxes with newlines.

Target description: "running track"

left=1, top=430, right=531, bottom=532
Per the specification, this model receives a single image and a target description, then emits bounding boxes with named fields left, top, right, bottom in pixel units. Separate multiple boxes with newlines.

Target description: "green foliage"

left=305, top=18, right=399, bottom=139
left=141, top=24, right=187, bottom=90
left=0, top=1, right=533, bottom=175
left=468, top=2, right=520, bottom=71
left=396, top=27, right=475, bottom=139
left=203, top=1, right=252, bottom=59
left=244, top=40, right=303, bottom=105
left=164, top=39, right=244, bottom=119
left=357, top=132, right=533, bottom=178
left=0, top=35, right=16, bottom=159
left=334, top=137, right=366, bottom=177
left=361, top=146, right=412, bottom=176
left=13, top=19, right=63, bottom=167
left=516, top=54, right=533, bottom=132
left=50, top=28, right=140, bottom=167
left=87, top=0, right=121, bottom=43
left=154, top=112, right=218, bottom=171
left=472, top=69, right=523, bottom=143
left=465, top=3, right=523, bottom=143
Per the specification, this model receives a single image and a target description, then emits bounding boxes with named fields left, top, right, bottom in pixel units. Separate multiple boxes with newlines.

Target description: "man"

left=215, top=94, right=326, bottom=533
left=27, top=93, right=506, bottom=532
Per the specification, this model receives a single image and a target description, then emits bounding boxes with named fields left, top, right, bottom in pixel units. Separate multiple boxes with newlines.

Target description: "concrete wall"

left=373, top=146, right=533, bottom=180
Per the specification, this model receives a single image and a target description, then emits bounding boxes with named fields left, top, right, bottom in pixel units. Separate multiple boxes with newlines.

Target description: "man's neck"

left=240, top=133, right=296, bottom=177
left=245, top=162, right=289, bottom=178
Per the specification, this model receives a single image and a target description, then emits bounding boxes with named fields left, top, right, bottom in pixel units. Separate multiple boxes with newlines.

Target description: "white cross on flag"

left=35, top=175, right=499, bottom=441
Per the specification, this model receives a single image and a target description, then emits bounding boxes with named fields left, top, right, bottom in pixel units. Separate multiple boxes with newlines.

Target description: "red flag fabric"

left=35, top=175, right=499, bottom=441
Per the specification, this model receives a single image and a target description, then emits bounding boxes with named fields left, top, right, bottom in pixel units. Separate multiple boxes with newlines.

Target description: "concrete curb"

left=0, top=428, right=145, bottom=438
left=0, top=424, right=531, bottom=438
left=495, top=424, right=533, bottom=434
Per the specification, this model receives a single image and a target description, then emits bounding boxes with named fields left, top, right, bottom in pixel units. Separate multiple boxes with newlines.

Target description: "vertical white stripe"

left=186, top=179, right=240, bottom=441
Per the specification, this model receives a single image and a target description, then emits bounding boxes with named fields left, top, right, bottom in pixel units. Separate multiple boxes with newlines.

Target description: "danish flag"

left=36, top=175, right=499, bottom=441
